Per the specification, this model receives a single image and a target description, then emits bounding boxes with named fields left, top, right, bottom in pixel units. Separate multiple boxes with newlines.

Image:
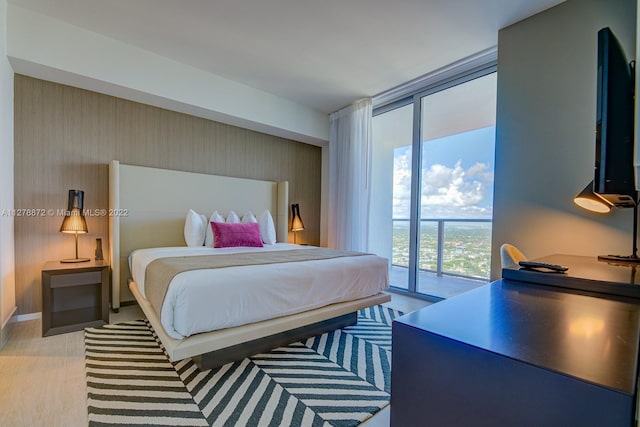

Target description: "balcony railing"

left=392, top=218, right=492, bottom=280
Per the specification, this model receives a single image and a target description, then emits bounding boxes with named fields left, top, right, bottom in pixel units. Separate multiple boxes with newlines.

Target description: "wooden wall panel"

left=14, top=75, right=322, bottom=315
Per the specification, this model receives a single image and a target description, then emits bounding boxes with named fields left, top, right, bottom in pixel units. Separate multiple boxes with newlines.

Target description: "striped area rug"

left=84, top=305, right=401, bottom=427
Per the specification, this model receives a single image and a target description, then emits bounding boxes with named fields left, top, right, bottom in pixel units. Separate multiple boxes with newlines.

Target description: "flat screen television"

left=593, top=27, right=636, bottom=207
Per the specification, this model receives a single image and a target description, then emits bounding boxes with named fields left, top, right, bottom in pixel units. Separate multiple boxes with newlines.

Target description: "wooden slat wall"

left=14, top=75, right=322, bottom=315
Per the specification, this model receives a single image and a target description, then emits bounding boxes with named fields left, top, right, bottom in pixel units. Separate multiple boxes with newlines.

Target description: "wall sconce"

left=60, top=189, right=89, bottom=263
left=291, top=203, right=305, bottom=244
left=574, top=180, right=640, bottom=262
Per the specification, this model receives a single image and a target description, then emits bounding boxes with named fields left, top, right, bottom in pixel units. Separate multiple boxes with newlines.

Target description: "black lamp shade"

left=573, top=181, right=612, bottom=214
left=66, top=189, right=84, bottom=211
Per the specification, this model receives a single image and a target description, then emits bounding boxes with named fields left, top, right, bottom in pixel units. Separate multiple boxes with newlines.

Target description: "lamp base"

left=60, top=257, right=90, bottom=263
left=598, top=254, right=640, bottom=263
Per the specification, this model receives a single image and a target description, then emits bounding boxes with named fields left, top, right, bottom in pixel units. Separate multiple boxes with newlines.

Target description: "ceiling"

left=9, top=0, right=565, bottom=114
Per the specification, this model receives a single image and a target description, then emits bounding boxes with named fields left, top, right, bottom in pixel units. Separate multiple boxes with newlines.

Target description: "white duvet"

left=129, top=244, right=389, bottom=339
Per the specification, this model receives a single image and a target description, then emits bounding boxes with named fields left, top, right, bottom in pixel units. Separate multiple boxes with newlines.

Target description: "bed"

left=108, top=160, right=390, bottom=370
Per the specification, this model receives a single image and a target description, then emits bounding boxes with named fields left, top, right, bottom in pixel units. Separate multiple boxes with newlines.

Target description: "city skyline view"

left=389, top=124, right=496, bottom=283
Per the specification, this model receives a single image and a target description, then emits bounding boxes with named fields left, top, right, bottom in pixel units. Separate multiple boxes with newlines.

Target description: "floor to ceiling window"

left=370, top=66, right=496, bottom=301
left=370, top=104, right=413, bottom=290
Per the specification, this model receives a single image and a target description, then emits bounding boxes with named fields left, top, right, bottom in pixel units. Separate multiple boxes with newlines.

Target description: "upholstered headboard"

left=108, top=160, right=288, bottom=310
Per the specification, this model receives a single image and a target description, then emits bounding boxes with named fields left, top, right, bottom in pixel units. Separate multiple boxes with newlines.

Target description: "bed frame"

left=108, top=160, right=390, bottom=369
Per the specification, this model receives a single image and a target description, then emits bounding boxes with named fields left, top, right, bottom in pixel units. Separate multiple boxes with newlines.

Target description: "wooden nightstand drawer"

left=50, top=271, right=102, bottom=288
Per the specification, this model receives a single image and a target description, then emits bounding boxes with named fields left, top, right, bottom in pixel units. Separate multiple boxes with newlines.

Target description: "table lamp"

left=291, top=203, right=304, bottom=244
left=574, top=180, right=640, bottom=262
left=60, top=189, right=89, bottom=263
left=573, top=180, right=612, bottom=213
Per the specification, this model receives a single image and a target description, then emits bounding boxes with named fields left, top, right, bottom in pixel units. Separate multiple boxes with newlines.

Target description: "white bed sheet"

left=129, top=244, right=389, bottom=339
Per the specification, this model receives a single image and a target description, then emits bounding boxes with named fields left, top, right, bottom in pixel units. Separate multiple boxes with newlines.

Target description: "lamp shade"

left=291, top=203, right=305, bottom=232
left=60, top=211, right=88, bottom=233
left=60, top=190, right=88, bottom=233
left=66, top=189, right=84, bottom=211
left=59, top=189, right=89, bottom=263
left=574, top=181, right=612, bottom=213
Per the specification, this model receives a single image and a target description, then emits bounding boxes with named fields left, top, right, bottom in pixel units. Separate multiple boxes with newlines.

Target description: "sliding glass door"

left=416, top=74, right=496, bottom=297
left=371, top=68, right=496, bottom=300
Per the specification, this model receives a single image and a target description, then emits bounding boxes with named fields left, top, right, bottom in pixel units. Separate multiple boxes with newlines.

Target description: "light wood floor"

left=0, top=292, right=431, bottom=427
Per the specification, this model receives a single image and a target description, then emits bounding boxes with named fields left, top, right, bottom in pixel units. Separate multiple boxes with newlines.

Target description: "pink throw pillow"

left=211, top=221, right=264, bottom=248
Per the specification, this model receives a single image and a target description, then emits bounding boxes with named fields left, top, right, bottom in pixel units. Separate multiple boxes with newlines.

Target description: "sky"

left=393, top=126, right=495, bottom=219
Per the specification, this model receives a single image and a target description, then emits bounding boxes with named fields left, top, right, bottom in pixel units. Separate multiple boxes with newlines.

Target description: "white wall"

left=0, top=0, right=16, bottom=348
left=5, top=4, right=329, bottom=146
left=491, top=0, right=636, bottom=279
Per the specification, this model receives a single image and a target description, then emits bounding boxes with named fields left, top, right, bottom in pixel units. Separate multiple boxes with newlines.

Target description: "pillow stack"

left=184, top=209, right=277, bottom=247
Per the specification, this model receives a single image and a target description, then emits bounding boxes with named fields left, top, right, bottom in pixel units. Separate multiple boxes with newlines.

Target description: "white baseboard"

left=0, top=306, right=18, bottom=349
left=16, top=312, right=41, bottom=322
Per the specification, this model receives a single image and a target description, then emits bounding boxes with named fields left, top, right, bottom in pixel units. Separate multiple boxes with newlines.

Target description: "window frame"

left=372, top=61, right=497, bottom=300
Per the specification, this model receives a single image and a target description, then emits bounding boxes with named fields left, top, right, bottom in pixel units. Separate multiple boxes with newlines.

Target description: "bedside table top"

left=43, top=259, right=108, bottom=272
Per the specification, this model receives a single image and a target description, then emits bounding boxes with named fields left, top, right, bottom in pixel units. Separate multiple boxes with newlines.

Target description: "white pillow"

left=226, top=210, right=240, bottom=223
left=184, top=209, right=207, bottom=247
left=242, top=211, right=258, bottom=223
left=204, top=210, right=225, bottom=247
left=259, top=209, right=277, bottom=245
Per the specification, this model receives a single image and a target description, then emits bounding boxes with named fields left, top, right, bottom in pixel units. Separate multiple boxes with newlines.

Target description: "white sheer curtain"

left=327, top=98, right=372, bottom=251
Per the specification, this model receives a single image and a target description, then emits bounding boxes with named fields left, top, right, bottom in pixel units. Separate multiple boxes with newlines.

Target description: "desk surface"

left=502, top=254, right=640, bottom=298
left=396, top=279, right=640, bottom=394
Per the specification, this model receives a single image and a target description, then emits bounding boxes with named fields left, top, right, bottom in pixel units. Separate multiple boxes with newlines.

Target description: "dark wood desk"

left=502, top=254, right=640, bottom=299
left=391, top=277, right=640, bottom=426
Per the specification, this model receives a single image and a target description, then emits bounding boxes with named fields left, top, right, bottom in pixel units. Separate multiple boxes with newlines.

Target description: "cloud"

left=393, top=157, right=493, bottom=219
left=393, top=149, right=412, bottom=219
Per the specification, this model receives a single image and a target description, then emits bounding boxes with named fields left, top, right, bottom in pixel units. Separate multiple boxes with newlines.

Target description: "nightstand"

left=41, top=260, right=109, bottom=337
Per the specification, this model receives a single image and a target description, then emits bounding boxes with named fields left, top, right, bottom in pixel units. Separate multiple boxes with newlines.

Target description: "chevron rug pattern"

left=84, top=305, right=401, bottom=427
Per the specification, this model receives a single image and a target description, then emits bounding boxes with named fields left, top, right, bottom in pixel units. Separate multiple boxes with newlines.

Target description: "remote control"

left=518, top=260, right=569, bottom=273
